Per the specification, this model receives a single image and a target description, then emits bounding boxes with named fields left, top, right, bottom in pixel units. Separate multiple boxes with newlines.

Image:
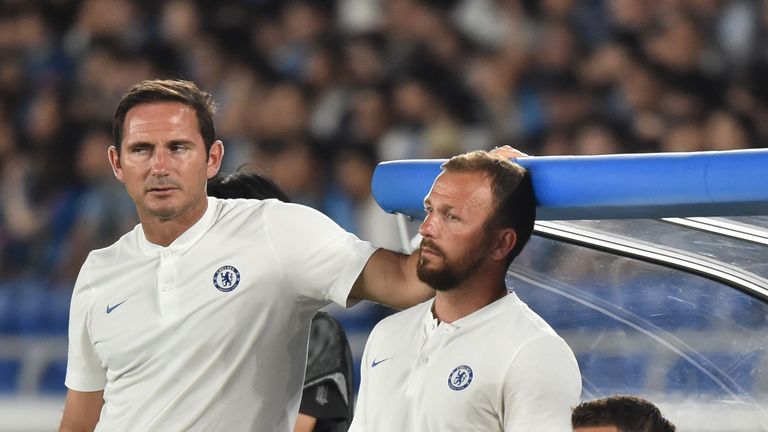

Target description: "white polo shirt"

left=65, top=197, right=377, bottom=432
left=350, top=292, right=581, bottom=432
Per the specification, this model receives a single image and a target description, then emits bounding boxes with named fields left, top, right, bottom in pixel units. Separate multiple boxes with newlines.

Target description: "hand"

left=490, top=145, right=528, bottom=159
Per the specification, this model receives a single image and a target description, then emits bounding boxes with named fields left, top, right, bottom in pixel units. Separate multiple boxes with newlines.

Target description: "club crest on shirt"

left=448, top=365, right=473, bottom=391
left=213, top=265, right=240, bottom=292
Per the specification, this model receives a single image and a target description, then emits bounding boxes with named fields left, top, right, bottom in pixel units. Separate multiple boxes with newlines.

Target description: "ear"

left=206, top=140, right=224, bottom=179
left=490, top=228, right=517, bottom=262
left=108, top=146, right=124, bottom=183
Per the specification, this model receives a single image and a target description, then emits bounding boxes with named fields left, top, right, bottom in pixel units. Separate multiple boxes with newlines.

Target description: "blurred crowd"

left=0, top=0, right=764, bottom=287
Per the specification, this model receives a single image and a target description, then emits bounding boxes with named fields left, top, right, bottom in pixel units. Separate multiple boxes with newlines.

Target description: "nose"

left=418, top=212, right=437, bottom=238
left=150, top=148, right=169, bottom=176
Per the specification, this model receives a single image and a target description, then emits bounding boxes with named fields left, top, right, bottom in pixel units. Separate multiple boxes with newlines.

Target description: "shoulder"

left=212, top=196, right=271, bottom=221
left=85, top=223, right=143, bottom=264
left=499, top=293, right=563, bottom=340
left=482, top=294, right=576, bottom=362
left=261, top=199, right=338, bottom=226
left=73, top=226, right=142, bottom=295
left=215, top=197, right=341, bottom=234
left=308, top=312, right=348, bottom=354
left=370, top=299, right=431, bottom=336
left=311, top=311, right=344, bottom=332
left=501, top=296, right=579, bottom=373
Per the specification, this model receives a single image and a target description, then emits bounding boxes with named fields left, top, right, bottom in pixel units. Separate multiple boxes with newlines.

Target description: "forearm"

left=293, top=414, right=317, bottom=432
left=350, top=249, right=433, bottom=309
left=59, top=390, right=103, bottom=432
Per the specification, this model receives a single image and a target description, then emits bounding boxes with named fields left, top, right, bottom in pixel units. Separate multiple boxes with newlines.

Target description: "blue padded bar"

left=371, top=149, right=768, bottom=220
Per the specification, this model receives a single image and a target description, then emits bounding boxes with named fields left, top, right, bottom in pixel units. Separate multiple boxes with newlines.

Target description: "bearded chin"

left=417, top=236, right=491, bottom=291
left=417, top=260, right=463, bottom=292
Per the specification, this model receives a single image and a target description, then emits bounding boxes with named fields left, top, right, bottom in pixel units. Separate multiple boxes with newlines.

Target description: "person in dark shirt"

left=208, top=171, right=354, bottom=432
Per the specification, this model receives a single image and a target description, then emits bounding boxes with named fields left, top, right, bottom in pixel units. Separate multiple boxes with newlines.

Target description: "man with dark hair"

left=350, top=150, right=581, bottom=431
left=207, top=170, right=291, bottom=203
left=207, top=171, right=354, bottom=432
left=60, top=79, right=431, bottom=432
left=572, top=395, right=676, bottom=432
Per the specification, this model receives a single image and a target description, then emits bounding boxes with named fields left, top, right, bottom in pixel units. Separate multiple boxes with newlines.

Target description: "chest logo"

left=448, top=365, right=473, bottom=391
left=106, top=300, right=126, bottom=314
left=213, top=265, right=241, bottom=292
left=371, top=357, right=391, bottom=367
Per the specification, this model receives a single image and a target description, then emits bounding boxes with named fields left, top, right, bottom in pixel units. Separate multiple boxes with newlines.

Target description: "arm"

left=349, top=249, right=433, bottom=309
left=59, top=389, right=103, bottom=432
left=293, top=414, right=317, bottom=432
left=63, top=261, right=107, bottom=432
left=265, top=201, right=431, bottom=310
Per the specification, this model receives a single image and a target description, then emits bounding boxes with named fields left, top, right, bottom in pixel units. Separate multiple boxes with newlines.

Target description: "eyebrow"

left=424, top=199, right=455, bottom=213
left=124, top=141, right=153, bottom=149
left=125, top=139, right=195, bottom=148
left=166, top=139, right=195, bottom=146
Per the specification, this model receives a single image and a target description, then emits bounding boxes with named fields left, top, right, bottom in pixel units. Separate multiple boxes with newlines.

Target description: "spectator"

left=0, top=0, right=760, bottom=297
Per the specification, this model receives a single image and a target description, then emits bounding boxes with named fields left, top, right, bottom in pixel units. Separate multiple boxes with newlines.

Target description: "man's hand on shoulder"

left=489, top=145, right=529, bottom=159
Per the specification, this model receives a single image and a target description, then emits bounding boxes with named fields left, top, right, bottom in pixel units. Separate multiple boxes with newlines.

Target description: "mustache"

left=419, top=239, right=445, bottom=257
left=146, top=179, right=181, bottom=190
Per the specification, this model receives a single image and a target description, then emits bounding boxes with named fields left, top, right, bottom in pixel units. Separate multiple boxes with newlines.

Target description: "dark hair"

left=113, top=79, right=217, bottom=153
left=441, top=150, right=535, bottom=264
left=572, top=396, right=676, bottom=432
left=207, top=171, right=291, bottom=202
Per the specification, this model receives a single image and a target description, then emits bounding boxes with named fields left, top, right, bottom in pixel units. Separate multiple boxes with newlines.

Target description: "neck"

left=140, top=199, right=208, bottom=247
left=432, top=269, right=507, bottom=323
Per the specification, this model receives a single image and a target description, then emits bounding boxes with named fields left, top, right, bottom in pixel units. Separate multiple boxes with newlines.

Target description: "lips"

left=419, top=240, right=444, bottom=259
left=147, top=186, right=179, bottom=194
left=420, top=247, right=439, bottom=257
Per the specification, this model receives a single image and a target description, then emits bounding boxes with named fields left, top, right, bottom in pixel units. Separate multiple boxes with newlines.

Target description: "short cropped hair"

left=572, top=395, right=676, bottom=432
left=207, top=171, right=291, bottom=203
left=113, top=79, right=217, bottom=153
left=441, top=150, right=535, bottom=264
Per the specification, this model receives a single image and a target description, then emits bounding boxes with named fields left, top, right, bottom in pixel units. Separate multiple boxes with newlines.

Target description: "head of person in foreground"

left=108, top=79, right=224, bottom=235
left=572, top=395, right=677, bottom=432
left=416, top=150, right=535, bottom=292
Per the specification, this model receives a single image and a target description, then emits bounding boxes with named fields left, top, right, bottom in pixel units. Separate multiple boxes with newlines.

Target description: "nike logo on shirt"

left=106, top=301, right=126, bottom=314
left=371, top=357, right=391, bottom=367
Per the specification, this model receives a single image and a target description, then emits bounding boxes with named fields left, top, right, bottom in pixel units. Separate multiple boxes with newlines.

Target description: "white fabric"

left=350, top=292, right=581, bottom=432
left=66, top=197, right=377, bottom=432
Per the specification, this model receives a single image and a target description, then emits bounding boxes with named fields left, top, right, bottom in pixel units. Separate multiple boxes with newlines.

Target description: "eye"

left=446, top=213, right=459, bottom=222
left=424, top=206, right=433, bottom=214
left=130, top=145, right=149, bottom=154
left=170, top=143, right=187, bottom=152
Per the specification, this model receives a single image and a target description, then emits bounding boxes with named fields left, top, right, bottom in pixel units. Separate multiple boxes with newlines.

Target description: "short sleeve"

left=64, top=258, right=107, bottom=391
left=265, top=201, right=378, bottom=308
left=299, top=382, right=349, bottom=421
left=348, top=323, right=379, bottom=432
left=501, top=335, right=582, bottom=431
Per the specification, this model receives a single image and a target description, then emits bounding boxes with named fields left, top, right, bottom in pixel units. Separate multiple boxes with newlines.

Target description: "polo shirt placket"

left=157, top=250, right=179, bottom=322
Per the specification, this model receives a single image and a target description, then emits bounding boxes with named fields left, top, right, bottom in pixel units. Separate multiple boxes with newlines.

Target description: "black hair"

left=207, top=171, right=291, bottom=202
left=113, top=79, right=217, bottom=153
left=572, top=395, right=676, bottom=432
